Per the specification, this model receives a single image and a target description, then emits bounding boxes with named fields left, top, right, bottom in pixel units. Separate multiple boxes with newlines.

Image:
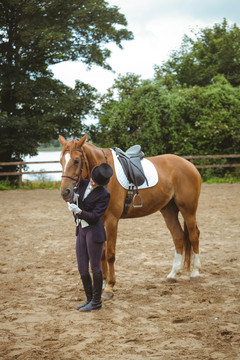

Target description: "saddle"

left=112, top=146, right=149, bottom=215
left=112, top=145, right=148, bottom=187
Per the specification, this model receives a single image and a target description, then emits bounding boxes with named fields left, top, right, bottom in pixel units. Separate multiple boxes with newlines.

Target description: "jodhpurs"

left=76, top=226, right=104, bottom=276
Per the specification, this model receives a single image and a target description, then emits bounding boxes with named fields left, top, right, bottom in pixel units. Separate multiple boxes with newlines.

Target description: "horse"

left=59, top=133, right=201, bottom=299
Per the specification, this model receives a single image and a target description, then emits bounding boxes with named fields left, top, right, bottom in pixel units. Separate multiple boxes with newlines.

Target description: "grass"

left=204, top=177, right=240, bottom=184
left=0, top=179, right=61, bottom=190
left=202, top=172, right=240, bottom=184
left=20, top=180, right=61, bottom=189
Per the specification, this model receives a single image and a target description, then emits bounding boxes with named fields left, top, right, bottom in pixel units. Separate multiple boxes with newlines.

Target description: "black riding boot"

left=80, top=271, right=102, bottom=312
left=76, top=273, right=92, bottom=310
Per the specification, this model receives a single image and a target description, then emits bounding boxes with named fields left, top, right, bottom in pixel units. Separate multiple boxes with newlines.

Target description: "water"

left=23, top=151, right=62, bottom=181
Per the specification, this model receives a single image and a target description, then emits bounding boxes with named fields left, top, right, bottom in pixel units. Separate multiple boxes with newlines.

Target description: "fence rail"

left=0, top=161, right=61, bottom=186
left=0, top=155, right=239, bottom=185
left=182, top=154, right=240, bottom=169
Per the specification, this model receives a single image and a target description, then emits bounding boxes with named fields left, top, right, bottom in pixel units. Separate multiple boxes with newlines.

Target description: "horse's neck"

left=83, top=143, right=107, bottom=171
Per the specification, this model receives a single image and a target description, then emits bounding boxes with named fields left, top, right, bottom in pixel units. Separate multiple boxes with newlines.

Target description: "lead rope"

left=76, top=195, right=80, bottom=227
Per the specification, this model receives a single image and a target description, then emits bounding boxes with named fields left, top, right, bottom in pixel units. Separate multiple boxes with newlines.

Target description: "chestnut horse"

left=59, top=133, right=201, bottom=299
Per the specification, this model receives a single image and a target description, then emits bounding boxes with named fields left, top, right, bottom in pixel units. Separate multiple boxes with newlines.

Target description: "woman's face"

left=90, top=178, right=99, bottom=188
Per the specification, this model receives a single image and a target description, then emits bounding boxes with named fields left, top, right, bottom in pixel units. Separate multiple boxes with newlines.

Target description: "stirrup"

left=132, top=193, right=143, bottom=208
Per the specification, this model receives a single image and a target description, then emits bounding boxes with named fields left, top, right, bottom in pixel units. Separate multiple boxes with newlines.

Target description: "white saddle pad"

left=111, top=149, right=158, bottom=190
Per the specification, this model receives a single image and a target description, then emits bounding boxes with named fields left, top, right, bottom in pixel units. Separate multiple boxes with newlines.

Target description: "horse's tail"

left=183, top=221, right=192, bottom=271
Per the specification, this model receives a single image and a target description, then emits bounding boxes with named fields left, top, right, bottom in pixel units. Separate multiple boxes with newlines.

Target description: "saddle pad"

left=111, top=149, right=158, bottom=190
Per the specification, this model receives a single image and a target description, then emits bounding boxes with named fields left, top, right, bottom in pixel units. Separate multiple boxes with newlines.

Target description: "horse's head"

left=59, top=133, right=89, bottom=202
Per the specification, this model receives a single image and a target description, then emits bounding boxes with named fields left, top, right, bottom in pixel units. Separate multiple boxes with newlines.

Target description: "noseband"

left=61, top=147, right=89, bottom=185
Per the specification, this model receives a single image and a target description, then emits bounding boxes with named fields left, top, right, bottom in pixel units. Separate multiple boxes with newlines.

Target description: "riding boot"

left=80, top=271, right=102, bottom=312
left=76, top=273, right=92, bottom=310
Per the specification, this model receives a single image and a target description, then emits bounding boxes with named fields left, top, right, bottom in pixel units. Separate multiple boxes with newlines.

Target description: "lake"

left=23, top=151, right=62, bottom=181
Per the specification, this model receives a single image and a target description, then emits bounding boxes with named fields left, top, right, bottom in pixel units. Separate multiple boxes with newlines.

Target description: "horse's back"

left=149, top=154, right=201, bottom=208
left=149, top=153, right=199, bottom=178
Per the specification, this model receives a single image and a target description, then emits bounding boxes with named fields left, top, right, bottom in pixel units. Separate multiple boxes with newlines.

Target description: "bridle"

left=61, top=147, right=108, bottom=187
left=61, top=147, right=89, bottom=186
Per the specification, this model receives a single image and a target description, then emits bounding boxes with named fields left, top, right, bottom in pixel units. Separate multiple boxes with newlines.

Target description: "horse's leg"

left=161, top=201, right=185, bottom=282
left=181, top=211, right=201, bottom=281
left=101, top=216, right=119, bottom=300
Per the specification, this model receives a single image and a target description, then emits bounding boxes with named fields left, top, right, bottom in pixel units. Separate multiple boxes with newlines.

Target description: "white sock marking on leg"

left=191, top=252, right=201, bottom=278
left=167, top=251, right=183, bottom=279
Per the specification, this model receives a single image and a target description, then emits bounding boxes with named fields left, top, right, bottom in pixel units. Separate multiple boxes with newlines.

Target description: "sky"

left=49, top=0, right=240, bottom=95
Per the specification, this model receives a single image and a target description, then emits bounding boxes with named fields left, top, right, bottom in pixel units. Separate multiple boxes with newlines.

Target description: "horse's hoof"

left=166, top=277, right=177, bottom=283
left=190, top=276, right=200, bottom=283
left=101, top=291, right=114, bottom=300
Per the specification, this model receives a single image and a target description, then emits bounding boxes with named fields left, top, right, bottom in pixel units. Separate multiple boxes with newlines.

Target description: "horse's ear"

left=59, top=135, right=67, bottom=146
left=77, top=133, right=88, bottom=148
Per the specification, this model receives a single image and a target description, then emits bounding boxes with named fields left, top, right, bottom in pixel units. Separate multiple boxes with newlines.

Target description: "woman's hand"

left=68, top=203, right=82, bottom=215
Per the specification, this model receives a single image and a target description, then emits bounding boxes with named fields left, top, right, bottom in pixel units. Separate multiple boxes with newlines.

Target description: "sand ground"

left=0, top=184, right=240, bottom=359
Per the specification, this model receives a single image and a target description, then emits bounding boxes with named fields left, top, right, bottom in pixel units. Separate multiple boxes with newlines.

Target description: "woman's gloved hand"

left=68, top=202, right=81, bottom=215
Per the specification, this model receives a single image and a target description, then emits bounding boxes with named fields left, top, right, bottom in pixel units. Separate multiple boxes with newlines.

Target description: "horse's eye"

left=74, top=159, right=80, bottom=165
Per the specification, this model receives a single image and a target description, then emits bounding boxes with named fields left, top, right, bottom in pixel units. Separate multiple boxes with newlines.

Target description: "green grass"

left=20, top=180, right=61, bottom=189
left=204, top=176, right=240, bottom=184
left=0, top=180, right=61, bottom=190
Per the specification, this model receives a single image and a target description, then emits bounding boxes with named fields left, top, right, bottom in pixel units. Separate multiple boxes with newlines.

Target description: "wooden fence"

left=182, top=154, right=240, bottom=168
left=0, top=155, right=240, bottom=186
left=0, top=161, right=61, bottom=186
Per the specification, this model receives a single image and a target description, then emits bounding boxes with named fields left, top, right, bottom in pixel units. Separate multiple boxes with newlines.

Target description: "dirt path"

left=0, top=184, right=240, bottom=359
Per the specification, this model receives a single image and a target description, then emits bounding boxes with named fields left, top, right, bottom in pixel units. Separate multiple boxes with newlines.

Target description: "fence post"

left=19, top=163, right=22, bottom=187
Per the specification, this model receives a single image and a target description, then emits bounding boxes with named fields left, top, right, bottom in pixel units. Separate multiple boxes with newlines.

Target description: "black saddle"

left=112, top=145, right=148, bottom=187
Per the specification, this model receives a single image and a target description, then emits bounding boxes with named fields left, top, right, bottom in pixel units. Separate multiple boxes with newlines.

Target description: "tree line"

left=0, top=0, right=240, bottom=181
left=90, top=73, right=240, bottom=157
left=90, top=19, right=240, bottom=157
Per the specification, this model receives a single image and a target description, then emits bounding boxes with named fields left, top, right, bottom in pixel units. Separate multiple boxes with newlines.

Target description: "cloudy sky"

left=50, top=0, right=240, bottom=94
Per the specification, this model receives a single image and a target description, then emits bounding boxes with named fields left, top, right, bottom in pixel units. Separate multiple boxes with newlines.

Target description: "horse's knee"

left=107, top=253, right=115, bottom=264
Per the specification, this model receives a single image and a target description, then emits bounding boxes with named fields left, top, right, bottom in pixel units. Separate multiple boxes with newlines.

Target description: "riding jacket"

left=75, top=179, right=110, bottom=243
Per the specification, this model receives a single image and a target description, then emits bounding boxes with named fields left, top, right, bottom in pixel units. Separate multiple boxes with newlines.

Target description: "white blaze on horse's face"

left=61, top=152, right=74, bottom=202
left=64, top=153, right=71, bottom=172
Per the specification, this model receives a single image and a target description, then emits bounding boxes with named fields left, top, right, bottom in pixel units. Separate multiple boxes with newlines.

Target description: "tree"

left=90, top=74, right=172, bottom=156
left=155, top=19, right=240, bottom=87
left=91, top=74, right=240, bottom=157
left=165, top=75, right=240, bottom=156
left=0, top=0, right=133, bottom=179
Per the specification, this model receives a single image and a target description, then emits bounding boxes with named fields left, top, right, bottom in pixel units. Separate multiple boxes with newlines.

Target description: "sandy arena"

left=0, top=184, right=240, bottom=359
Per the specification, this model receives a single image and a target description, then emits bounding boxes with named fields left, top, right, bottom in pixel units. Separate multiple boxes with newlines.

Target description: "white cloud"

left=50, top=1, right=240, bottom=94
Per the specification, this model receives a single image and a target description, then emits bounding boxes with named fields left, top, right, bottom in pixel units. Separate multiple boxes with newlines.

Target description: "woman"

left=68, top=163, right=113, bottom=312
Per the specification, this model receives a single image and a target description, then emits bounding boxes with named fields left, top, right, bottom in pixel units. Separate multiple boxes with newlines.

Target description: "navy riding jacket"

left=76, top=179, right=110, bottom=243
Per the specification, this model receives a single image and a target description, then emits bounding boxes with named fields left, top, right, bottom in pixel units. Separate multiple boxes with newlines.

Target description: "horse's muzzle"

left=61, top=187, right=73, bottom=202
